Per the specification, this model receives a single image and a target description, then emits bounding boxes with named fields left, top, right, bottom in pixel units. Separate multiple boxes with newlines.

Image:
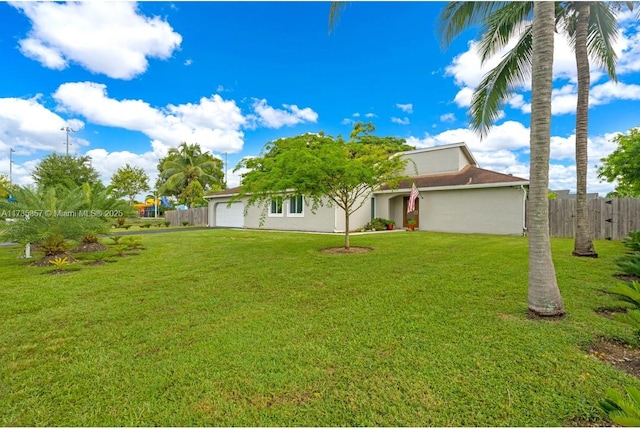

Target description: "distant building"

left=552, top=190, right=599, bottom=200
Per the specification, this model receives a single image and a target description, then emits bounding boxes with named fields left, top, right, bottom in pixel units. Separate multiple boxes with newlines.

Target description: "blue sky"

left=1, top=1, right=639, bottom=196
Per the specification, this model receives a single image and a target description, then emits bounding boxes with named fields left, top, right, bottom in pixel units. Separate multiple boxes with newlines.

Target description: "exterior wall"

left=401, top=146, right=471, bottom=176
left=334, top=193, right=373, bottom=232
left=418, top=186, right=526, bottom=235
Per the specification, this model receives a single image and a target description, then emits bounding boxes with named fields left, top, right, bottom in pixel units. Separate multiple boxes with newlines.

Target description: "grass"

left=1, top=229, right=639, bottom=426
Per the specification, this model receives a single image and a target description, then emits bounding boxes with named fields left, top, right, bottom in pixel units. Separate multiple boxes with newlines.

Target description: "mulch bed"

left=29, top=253, right=78, bottom=267
left=71, top=242, right=108, bottom=253
left=320, top=247, right=373, bottom=254
left=589, top=337, right=640, bottom=379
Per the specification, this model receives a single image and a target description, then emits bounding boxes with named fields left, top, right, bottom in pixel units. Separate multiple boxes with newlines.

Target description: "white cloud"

left=250, top=98, right=318, bottom=129
left=440, top=113, right=456, bottom=123
left=396, top=103, right=413, bottom=114
left=353, top=112, right=361, bottom=117
left=12, top=2, right=182, bottom=80
left=391, top=117, right=410, bottom=125
left=184, top=59, right=193, bottom=66
left=0, top=95, right=88, bottom=155
left=54, top=81, right=246, bottom=154
left=341, top=118, right=355, bottom=125
left=453, top=87, right=474, bottom=108
left=365, top=113, right=377, bottom=118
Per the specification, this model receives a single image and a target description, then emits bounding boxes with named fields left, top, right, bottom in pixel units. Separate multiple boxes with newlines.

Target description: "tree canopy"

left=110, top=164, right=150, bottom=205
left=234, top=127, right=409, bottom=249
left=157, top=142, right=224, bottom=207
left=31, top=153, right=100, bottom=190
left=598, top=127, right=640, bottom=197
left=0, top=174, right=9, bottom=199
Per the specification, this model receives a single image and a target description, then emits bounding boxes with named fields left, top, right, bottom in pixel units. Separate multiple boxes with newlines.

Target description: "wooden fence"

left=164, top=207, right=208, bottom=227
left=541, top=198, right=640, bottom=240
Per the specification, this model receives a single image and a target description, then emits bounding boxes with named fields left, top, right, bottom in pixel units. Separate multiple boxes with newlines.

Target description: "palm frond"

left=477, top=2, right=533, bottom=63
left=587, top=2, right=619, bottom=81
left=437, top=1, right=510, bottom=49
left=328, top=1, right=348, bottom=34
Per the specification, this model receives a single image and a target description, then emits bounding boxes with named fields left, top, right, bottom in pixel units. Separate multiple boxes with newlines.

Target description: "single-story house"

left=205, top=142, right=530, bottom=235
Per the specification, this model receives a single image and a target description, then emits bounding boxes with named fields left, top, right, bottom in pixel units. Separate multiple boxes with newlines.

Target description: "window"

left=269, top=197, right=283, bottom=217
left=289, top=195, right=304, bottom=216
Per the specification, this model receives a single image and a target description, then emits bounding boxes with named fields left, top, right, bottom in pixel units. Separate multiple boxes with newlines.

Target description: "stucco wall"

left=401, top=146, right=470, bottom=176
left=418, top=186, right=526, bottom=235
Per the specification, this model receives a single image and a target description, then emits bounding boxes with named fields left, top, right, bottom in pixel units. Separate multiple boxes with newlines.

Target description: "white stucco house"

left=205, top=142, right=530, bottom=235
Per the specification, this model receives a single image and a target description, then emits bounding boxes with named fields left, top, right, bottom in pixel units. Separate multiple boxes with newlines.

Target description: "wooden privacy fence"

left=164, top=207, right=208, bottom=227
left=539, top=198, right=640, bottom=240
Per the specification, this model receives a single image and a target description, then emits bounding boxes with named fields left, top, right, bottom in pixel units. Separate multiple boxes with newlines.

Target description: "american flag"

left=407, top=183, right=419, bottom=213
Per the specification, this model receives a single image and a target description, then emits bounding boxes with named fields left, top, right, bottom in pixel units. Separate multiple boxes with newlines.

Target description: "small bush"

left=623, top=230, right=640, bottom=253
left=616, top=253, right=640, bottom=277
left=609, top=281, right=640, bottom=307
left=39, top=235, right=68, bottom=256
left=49, top=257, right=70, bottom=271
left=108, top=236, right=122, bottom=245
left=601, top=386, right=640, bottom=426
left=122, top=237, right=143, bottom=251
left=87, top=251, right=109, bottom=263
left=164, top=221, right=171, bottom=227
left=140, top=223, right=152, bottom=229
left=122, top=225, right=132, bottom=230
left=182, top=221, right=190, bottom=226
left=113, top=244, right=128, bottom=257
left=115, top=217, right=126, bottom=227
left=81, top=235, right=99, bottom=244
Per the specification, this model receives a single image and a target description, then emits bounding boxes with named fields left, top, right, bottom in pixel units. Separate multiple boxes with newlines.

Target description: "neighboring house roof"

left=377, top=165, right=528, bottom=192
left=396, top=141, right=479, bottom=167
left=205, top=187, right=241, bottom=199
left=551, top=189, right=599, bottom=199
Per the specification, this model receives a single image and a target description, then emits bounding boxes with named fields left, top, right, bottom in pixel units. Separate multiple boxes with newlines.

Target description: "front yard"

left=0, top=229, right=638, bottom=426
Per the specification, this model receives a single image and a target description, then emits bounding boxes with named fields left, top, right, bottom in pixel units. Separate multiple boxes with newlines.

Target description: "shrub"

left=108, top=236, right=122, bottom=245
left=122, top=225, right=132, bottom=230
left=600, top=386, right=640, bottom=426
left=164, top=221, right=171, bottom=227
left=182, top=221, right=190, bottom=226
left=49, top=257, right=70, bottom=271
left=88, top=251, right=109, bottom=263
left=39, top=235, right=68, bottom=256
left=122, top=237, right=143, bottom=251
left=609, top=281, right=640, bottom=307
left=115, top=217, right=126, bottom=227
left=140, top=223, right=152, bottom=229
left=616, top=253, right=640, bottom=278
left=623, top=230, right=640, bottom=253
left=113, top=244, right=128, bottom=257
left=81, top=235, right=99, bottom=244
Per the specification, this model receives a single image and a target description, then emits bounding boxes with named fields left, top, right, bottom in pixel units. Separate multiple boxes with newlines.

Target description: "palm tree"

left=158, top=142, right=224, bottom=208
left=528, top=1, right=565, bottom=316
left=438, top=1, right=630, bottom=258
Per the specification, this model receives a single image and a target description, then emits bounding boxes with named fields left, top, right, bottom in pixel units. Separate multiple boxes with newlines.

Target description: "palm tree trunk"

left=528, top=1, right=565, bottom=317
left=573, top=2, right=598, bottom=258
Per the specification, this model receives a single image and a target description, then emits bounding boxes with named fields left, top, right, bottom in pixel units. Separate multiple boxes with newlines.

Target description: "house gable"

left=399, top=142, right=477, bottom=176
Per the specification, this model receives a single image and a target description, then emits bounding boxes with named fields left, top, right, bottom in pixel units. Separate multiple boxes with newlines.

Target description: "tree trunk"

left=528, top=1, right=565, bottom=317
left=573, top=2, right=598, bottom=258
left=344, top=211, right=350, bottom=249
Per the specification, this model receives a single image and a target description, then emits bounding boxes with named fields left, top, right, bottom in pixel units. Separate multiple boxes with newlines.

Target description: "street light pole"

left=60, top=126, right=76, bottom=155
left=9, top=148, right=15, bottom=188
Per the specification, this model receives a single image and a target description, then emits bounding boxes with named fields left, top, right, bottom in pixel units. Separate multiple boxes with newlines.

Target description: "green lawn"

left=1, top=229, right=638, bottom=426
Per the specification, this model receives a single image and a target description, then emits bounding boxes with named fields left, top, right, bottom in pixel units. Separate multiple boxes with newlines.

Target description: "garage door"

left=215, top=202, right=244, bottom=227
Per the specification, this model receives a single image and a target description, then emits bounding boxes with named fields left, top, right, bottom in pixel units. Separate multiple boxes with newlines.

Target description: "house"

left=205, top=142, right=529, bottom=235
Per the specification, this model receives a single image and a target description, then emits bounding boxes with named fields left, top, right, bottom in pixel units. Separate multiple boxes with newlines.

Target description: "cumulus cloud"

left=53, top=81, right=246, bottom=154
left=395, top=103, right=413, bottom=114
left=249, top=98, right=318, bottom=129
left=365, top=113, right=377, bottom=118
left=341, top=118, right=355, bottom=126
left=12, top=2, right=182, bottom=80
left=0, top=95, right=88, bottom=155
left=440, top=113, right=456, bottom=123
left=391, top=117, right=410, bottom=125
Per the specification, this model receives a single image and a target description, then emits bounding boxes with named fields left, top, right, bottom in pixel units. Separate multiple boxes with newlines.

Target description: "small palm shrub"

left=122, top=237, right=143, bottom=251
left=122, top=225, right=132, bottom=230
left=49, top=257, right=70, bottom=271
left=87, top=251, right=109, bottom=263
left=164, top=221, right=171, bottom=227
left=140, top=223, right=152, bottom=229
left=601, top=386, right=640, bottom=426
left=182, top=221, right=190, bottom=226
left=609, top=281, right=640, bottom=307
left=39, top=235, right=68, bottom=256
left=115, top=217, right=126, bottom=227
left=108, top=236, right=122, bottom=245
left=113, top=244, right=128, bottom=257
left=616, top=253, right=640, bottom=278
left=81, top=235, right=99, bottom=244
left=623, top=230, right=640, bottom=253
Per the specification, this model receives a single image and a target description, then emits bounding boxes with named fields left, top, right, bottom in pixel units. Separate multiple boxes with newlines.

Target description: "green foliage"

left=601, top=386, right=640, bottom=426
left=613, top=309, right=640, bottom=338
left=110, top=164, right=150, bottom=205
left=0, top=183, right=132, bottom=247
left=122, top=237, right=143, bottom=251
left=157, top=142, right=224, bottom=207
left=616, top=253, right=640, bottom=277
left=39, top=235, right=68, bottom=256
left=180, top=180, right=205, bottom=208
left=48, top=256, right=70, bottom=271
left=108, top=236, right=122, bottom=245
left=0, top=173, right=10, bottom=199
left=115, top=217, right=126, bottom=227
left=31, top=153, right=100, bottom=190
left=182, top=221, right=190, bottom=226
left=234, top=124, right=408, bottom=248
left=365, top=218, right=389, bottom=231
left=87, top=251, right=109, bottom=263
left=609, top=281, right=640, bottom=308
left=350, top=121, right=415, bottom=153
left=113, top=244, right=128, bottom=257
left=623, top=230, right=640, bottom=253
left=598, top=128, right=640, bottom=197
left=164, top=221, right=171, bottom=227
left=122, top=225, right=132, bottom=230
left=140, top=223, right=152, bottom=229
left=81, top=235, right=99, bottom=244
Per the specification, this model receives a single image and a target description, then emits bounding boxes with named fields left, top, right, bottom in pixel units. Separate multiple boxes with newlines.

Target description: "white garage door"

left=215, top=202, right=244, bottom=227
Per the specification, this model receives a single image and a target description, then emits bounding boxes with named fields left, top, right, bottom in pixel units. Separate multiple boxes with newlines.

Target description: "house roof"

left=377, top=165, right=528, bottom=192
left=205, top=186, right=241, bottom=199
left=396, top=142, right=479, bottom=167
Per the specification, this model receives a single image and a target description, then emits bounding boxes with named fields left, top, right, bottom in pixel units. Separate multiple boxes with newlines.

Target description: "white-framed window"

left=268, top=197, right=283, bottom=217
left=289, top=195, right=304, bottom=217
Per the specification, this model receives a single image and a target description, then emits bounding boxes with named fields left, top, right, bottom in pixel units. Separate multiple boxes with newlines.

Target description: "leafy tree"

left=598, top=128, right=640, bottom=197
left=527, top=1, right=565, bottom=316
left=157, top=142, right=224, bottom=207
left=0, top=174, right=9, bottom=199
left=234, top=129, right=408, bottom=249
left=110, top=164, right=150, bottom=205
left=350, top=121, right=415, bottom=153
left=31, top=153, right=100, bottom=190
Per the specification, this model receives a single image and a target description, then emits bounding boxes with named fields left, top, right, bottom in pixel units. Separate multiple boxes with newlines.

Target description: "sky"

left=1, top=1, right=640, bottom=197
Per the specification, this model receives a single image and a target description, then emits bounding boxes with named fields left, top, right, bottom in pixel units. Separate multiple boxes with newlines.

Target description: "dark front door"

left=402, top=196, right=419, bottom=228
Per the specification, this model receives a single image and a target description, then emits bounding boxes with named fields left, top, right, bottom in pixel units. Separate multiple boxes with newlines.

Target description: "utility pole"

left=9, top=148, right=15, bottom=187
left=224, top=152, right=228, bottom=186
left=60, top=126, right=76, bottom=155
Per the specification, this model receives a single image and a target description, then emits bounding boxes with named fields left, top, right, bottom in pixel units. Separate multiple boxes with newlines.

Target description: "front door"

left=402, top=196, right=419, bottom=228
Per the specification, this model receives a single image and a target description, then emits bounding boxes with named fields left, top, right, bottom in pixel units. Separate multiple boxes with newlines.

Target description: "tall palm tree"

left=528, top=1, right=565, bottom=316
left=438, top=1, right=629, bottom=258
left=158, top=142, right=224, bottom=208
